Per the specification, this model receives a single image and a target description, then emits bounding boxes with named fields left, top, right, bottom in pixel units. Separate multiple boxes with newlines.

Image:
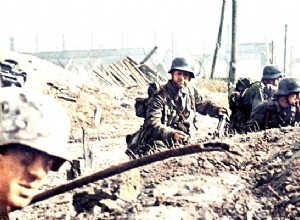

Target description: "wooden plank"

left=114, top=61, right=137, bottom=85
left=116, top=61, right=140, bottom=86
left=123, top=59, right=149, bottom=85
left=109, top=63, right=131, bottom=86
left=92, top=68, right=114, bottom=86
left=106, top=64, right=127, bottom=87
left=123, top=60, right=146, bottom=85
left=126, top=56, right=139, bottom=66
left=101, top=65, right=123, bottom=86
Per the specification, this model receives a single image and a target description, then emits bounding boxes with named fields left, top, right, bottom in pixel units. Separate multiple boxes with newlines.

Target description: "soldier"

left=0, top=87, right=70, bottom=218
left=229, top=65, right=284, bottom=133
left=129, top=57, right=228, bottom=156
left=244, top=77, right=300, bottom=132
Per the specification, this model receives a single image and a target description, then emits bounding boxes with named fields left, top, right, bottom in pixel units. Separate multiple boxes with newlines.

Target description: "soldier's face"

left=265, top=78, right=280, bottom=86
left=0, top=144, right=53, bottom=211
left=273, top=78, right=280, bottom=86
left=172, top=70, right=191, bottom=88
left=288, top=92, right=300, bottom=105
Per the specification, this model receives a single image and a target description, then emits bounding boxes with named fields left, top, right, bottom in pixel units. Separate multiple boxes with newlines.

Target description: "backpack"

left=229, top=77, right=252, bottom=111
left=228, top=77, right=253, bottom=133
left=134, top=82, right=163, bottom=118
left=126, top=82, right=165, bottom=159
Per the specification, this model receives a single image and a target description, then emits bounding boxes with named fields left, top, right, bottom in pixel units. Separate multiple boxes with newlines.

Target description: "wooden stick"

left=24, top=142, right=238, bottom=208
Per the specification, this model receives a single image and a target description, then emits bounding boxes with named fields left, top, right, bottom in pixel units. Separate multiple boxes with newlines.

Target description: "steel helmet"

left=0, top=87, right=71, bottom=171
left=168, top=57, right=196, bottom=78
left=274, top=77, right=300, bottom=96
left=262, top=65, right=284, bottom=80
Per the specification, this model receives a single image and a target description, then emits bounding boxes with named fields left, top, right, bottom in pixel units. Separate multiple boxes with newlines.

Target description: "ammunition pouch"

left=135, top=97, right=148, bottom=118
left=126, top=126, right=157, bottom=159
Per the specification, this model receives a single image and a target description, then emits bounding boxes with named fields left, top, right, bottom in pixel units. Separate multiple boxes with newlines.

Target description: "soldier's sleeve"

left=250, top=83, right=266, bottom=110
left=244, top=102, right=268, bottom=132
left=194, top=88, right=223, bottom=118
left=144, top=92, right=176, bottom=142
left=295, top=111, right=300, bottom=122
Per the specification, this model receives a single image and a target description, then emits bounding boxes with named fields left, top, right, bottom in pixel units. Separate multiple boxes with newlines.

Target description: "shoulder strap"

left=155, top=84, right=168, bottom=105
left=186, top=86, right=196, bottom=111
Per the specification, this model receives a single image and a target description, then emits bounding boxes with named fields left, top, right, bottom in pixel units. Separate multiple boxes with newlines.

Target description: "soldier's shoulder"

left=243, top=81, right=263, bottom=96
left=265, top=99, right=279, bottom=111
left=186, top=85, right=198, bottom=94
left=248, top=81, right=263, bottom=89
left=253, top=99, right=275, bottom=111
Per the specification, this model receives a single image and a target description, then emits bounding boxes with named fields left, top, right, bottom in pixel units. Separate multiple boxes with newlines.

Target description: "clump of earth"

left=3, top=50, right=300, bottom=219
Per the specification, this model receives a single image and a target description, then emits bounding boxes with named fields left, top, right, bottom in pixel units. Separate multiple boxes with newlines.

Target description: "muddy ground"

left=3, top=51, right=300, bottom=219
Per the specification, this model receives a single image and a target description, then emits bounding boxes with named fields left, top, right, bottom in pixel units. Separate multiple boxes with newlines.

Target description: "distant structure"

left=9, top=37, right=14, bottom=51
left=24, top=42, right=285, bottom=81
left=237, top=42, right=272, bottom=66
left=26, top=48, right=152, bottom=67
left=200, top=42, right=273, bottom=80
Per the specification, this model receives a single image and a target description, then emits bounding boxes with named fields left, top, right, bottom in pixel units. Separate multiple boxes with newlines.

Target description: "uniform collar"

left=166, top=80, right=190, bottom=97
left=0, top=202, right=9, bottom=219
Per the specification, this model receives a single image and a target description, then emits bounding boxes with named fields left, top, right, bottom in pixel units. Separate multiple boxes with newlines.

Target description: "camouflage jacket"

left=143, top=80, right=222, bottom=147
left=244, top=99, right=300, bottom=132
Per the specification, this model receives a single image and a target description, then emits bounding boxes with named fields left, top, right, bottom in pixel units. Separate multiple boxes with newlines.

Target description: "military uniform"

left=229, top=65, right=284, bottom=133
left=126, top=57, right=227, bottom=157
left=244, top=77, right=300, bottom=132
left=142, top=80, right=222, bottom=150
left=244, top=99, right=300, bottom=132
left=243, top=81, right=276, bottom=111
left=228, top=81, right=277, bottom=133
left=0, top=204, right=9, bottom=220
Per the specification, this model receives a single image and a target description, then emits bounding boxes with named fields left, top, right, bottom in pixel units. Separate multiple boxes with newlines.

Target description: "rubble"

left=2, top=51, right=300, bottom=219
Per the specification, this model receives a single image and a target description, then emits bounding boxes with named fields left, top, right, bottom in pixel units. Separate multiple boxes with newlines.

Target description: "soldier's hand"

left=218, top=107, right=228, bottom=116
left=173, top=131, right=189, bottom=142
left=244, top=121, right=260, bottom=133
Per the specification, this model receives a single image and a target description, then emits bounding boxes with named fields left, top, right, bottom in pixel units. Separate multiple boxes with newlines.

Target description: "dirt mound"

left=4, top=51, right=300, bottom=219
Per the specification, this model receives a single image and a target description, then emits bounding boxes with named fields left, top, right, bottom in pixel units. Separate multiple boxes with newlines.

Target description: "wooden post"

left=35, top=36, right=38, bottom=52
left=211, top=0, right=226, bottom=79
left=82, top=127, right=93, bottom=173
left=62, top=34, right=65, bottom=51
left=270, top=40, right=274, bottom=64
left=283, top=24, right=288, bottom=73
left=94, top=106, right=102, bottom=127
left=9, top=37, right=14, bottom=51
left=141, top=46, right=158, bottom=64
left=228, top=0, right=237, bottom=93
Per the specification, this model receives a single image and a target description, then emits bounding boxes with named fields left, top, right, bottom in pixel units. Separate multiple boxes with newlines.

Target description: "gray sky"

left=1, top=0, right=299, bottom=58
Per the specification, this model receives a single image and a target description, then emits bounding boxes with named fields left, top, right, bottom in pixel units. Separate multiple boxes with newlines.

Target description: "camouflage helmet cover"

left=275, top=77, right=300, bottom=96
left=168, top=57, right=196, bottom=78
left=0, top=87, right=71, bottom=171
left=262, top=65, right=284, bottom=80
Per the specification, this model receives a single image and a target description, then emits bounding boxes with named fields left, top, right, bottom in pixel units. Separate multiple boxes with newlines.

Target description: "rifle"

left=215, top=112, right=230, bottom=138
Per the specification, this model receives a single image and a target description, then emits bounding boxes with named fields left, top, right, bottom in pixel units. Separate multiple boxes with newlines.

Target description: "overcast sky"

left=1, top=0, right=299, bottom=58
